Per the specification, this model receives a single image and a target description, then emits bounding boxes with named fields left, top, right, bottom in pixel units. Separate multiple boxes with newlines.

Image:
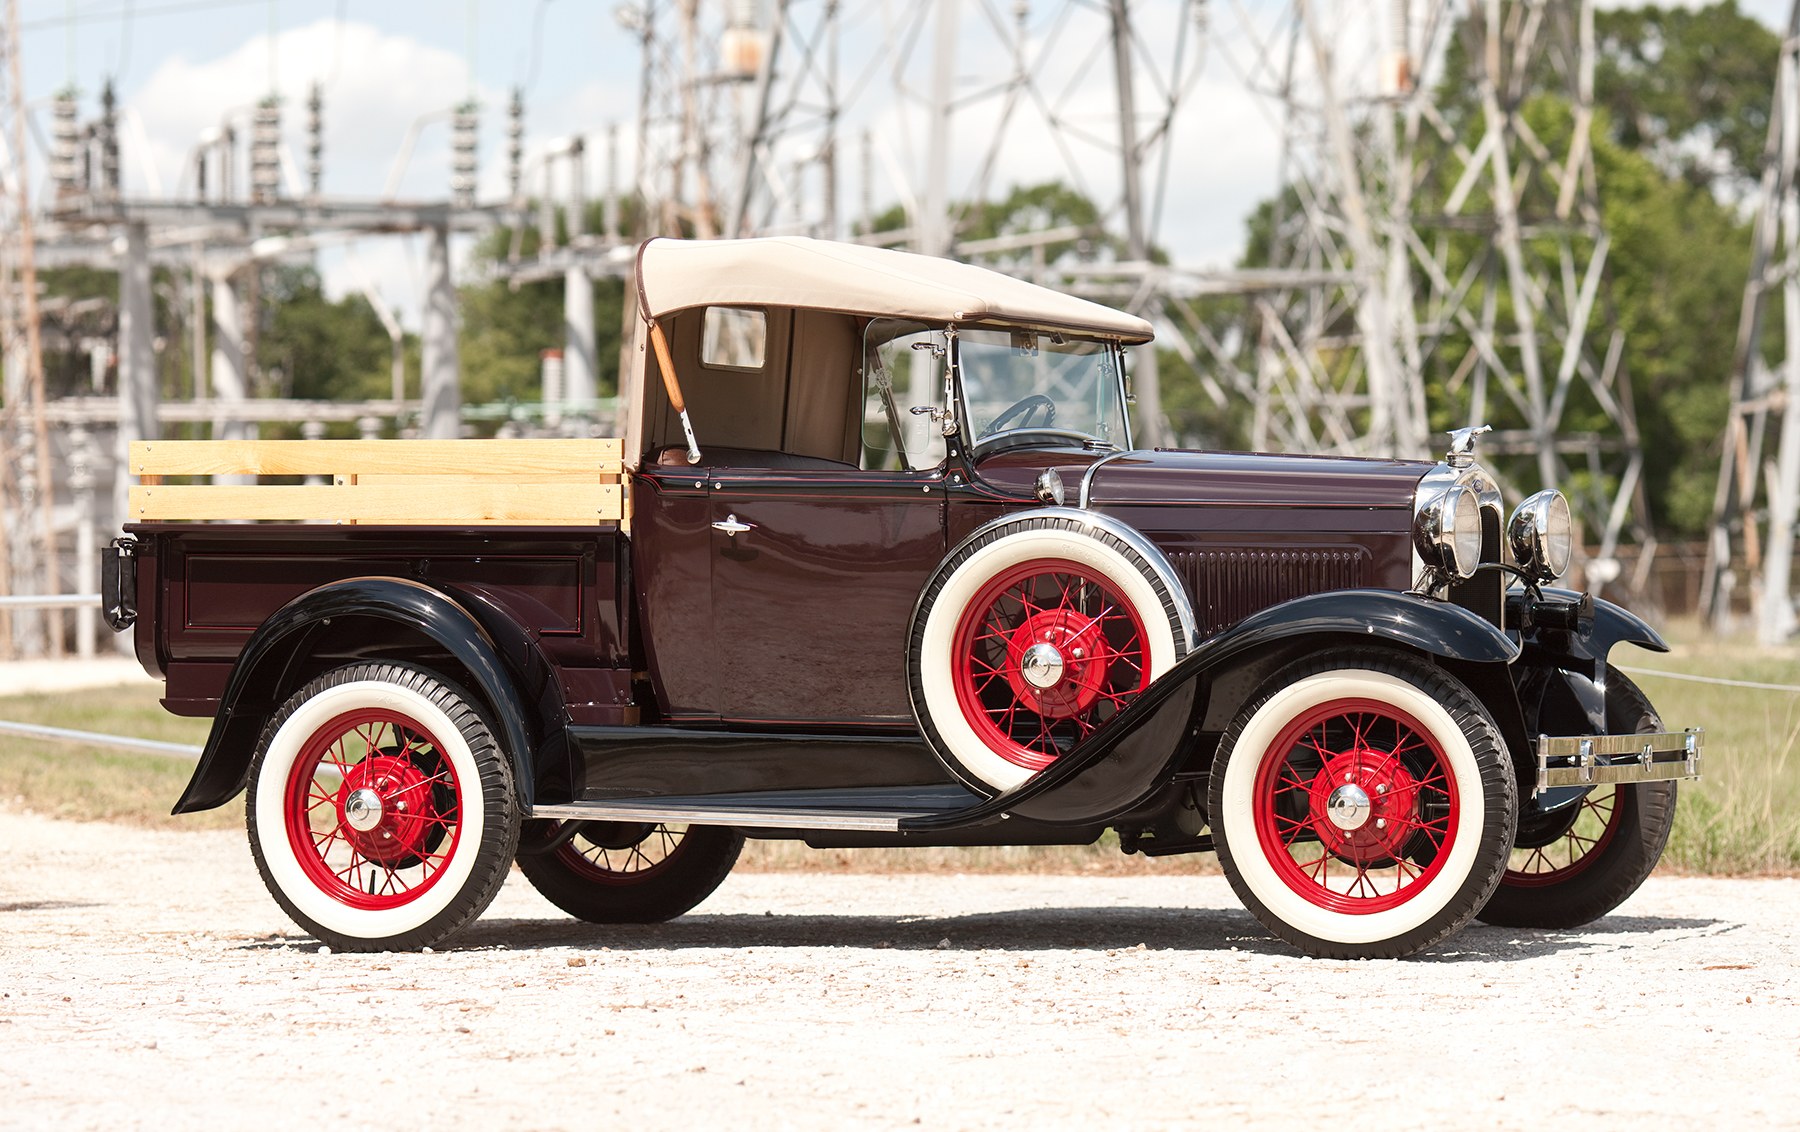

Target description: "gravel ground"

left=2, top=804, right=1796, bottom=1130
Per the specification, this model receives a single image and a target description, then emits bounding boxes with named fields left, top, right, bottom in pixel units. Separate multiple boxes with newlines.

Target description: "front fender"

left=1526, top=587, right=1669, bottom=663
left=171, top=577, right=539, bottom=815
left=903, top=589, right=1517, bottom=829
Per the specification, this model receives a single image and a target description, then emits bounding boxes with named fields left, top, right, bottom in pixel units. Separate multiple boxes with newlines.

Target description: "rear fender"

left=903, top=589, right=1518, bottom=830
left=171, top=577, right=553, bottom=815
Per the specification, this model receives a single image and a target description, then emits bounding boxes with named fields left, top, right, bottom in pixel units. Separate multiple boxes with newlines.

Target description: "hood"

left=1082, top=449, right=1430, bottom=511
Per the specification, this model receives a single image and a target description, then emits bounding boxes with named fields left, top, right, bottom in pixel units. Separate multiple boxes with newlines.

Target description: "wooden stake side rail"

left=129, top=439, right=625, bottom=526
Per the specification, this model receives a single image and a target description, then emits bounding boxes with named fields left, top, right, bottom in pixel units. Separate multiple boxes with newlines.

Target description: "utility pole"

left=1109, top=0, right=1166, bottom=449
left=3, top=0, right=61, bottom=654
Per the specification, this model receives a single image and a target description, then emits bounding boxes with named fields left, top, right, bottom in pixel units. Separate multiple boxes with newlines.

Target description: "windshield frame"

left=950, top=326, right=1134, bottom=456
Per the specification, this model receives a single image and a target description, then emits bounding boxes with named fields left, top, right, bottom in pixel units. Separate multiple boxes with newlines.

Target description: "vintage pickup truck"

left=105, top=236, right=1702, bottom=959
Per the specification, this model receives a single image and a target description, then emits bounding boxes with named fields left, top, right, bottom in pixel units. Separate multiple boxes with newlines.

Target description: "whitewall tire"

left=1207, top=650, right=1515, bottom=959
left=246, top=663, right=520, bottom=951
left=908, top=511, right=1192, bottom=792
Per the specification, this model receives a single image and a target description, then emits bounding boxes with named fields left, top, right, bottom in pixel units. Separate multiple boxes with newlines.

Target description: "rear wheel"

left=1208, top=650, right=1516, bottom=959
left=246, top=663, right=519, bottom=952
left=517, top=822, right=743, bottom=923
left=1478, top=667, right=1678, bottom=929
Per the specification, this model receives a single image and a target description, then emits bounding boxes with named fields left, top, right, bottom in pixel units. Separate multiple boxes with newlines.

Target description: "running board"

left=530, top=784, right=983, bottom=833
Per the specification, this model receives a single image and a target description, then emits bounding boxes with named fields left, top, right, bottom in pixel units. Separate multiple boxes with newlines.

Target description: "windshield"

left=861, top=319, right=949, bottom=470
left=956, top=328, right=1127, bottom=449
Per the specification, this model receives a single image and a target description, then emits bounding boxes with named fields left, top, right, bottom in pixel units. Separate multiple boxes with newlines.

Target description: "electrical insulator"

left=306, top=83, right=324, bottom=197
left=452, top=101, right=479, bottom=208
left=98, top=80, right=120, bottom=197
left=720, top=0, right=768, bottom=80
left=507, top=88, right=524, bottom=204
left=51, top=90, right=81, bottom=198
left=251, top=97, right=282, bottom=202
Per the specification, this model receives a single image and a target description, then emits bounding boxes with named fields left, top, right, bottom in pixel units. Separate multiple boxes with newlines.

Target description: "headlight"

left=1507, top=489, right=1573, bottom=582
left=1414, top=482, right=1483, bottom=580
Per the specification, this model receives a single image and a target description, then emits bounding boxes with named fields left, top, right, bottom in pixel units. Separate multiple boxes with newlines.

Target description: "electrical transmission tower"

left=1702, top=0, right=1800, bottom=641
left=1169, top=0, right=1651, bottom=597
left=562, top=0, right=1650, bottom=589
left=612, top=0, right=1209, bottom=445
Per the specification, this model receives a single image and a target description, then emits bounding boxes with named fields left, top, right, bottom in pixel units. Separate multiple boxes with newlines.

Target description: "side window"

left=701, top=306, right=767, bottom=370
left=861, top=319, right=948, bottom=471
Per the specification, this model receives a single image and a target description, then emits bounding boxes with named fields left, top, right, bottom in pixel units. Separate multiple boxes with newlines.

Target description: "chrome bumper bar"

left=1534, top=729, right=1703, bottom=795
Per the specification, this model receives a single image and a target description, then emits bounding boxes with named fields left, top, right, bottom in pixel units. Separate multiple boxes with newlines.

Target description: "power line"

left=20, top=0, right=269, bottom=33
left=517, top=0, right=552, bottom=95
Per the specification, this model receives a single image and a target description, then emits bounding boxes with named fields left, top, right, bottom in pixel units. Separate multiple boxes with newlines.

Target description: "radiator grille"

left=1169, top=547, right=1369, bottom=638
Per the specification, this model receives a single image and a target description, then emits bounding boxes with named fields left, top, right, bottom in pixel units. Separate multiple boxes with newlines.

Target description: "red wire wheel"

left=1252, top=698, right=1461, bottom=915
left=1502, top=786, right=1622, bottom=888
left=554, top=823, right=689, bottom=885
left=283, top=708, right=463, bottom=912
left=951, top=558, right=1150, bottom=771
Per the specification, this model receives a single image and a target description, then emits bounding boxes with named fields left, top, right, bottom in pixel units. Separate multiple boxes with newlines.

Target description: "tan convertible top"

left=635, top=236, right=1154, bottom=343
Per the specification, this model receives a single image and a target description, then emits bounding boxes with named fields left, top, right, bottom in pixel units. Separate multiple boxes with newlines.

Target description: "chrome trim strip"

left=530, top=801, right=910, bottom=832
left=1533, top=729, right=1703, bottom=794
left=1077, top=449, right=1133, bottom=509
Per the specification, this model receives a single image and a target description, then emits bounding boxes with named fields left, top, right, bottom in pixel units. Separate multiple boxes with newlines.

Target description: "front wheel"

left=518, top=822, right=743, bottom=923
left=1478, top=668, right=1678, bottom=929
left=1207, top=650, right=1516, bottom=959
left=246, top=663, right=520, bottom=952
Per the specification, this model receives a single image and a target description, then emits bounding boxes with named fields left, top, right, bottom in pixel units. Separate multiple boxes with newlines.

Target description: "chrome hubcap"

left=1325, top=783, right=1372, bottom=831
left=1019, top=642, right=1066, bottom=689
left=343, top=787, right=385, bottom=833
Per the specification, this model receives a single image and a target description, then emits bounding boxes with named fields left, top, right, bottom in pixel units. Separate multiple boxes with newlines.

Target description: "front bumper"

left=1534, top=730, right=1702, bottom=795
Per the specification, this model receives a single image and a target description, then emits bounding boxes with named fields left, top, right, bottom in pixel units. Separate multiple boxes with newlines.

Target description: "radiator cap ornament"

left=1446, top=424, right=1492, bottom=469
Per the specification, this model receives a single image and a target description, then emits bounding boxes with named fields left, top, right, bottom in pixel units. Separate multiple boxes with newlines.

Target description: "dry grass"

left=1, top=634, right=1795, bottom=875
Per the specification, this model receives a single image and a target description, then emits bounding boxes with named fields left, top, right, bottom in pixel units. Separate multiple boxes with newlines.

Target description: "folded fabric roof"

left=635, top=235, right=1155, bottom=343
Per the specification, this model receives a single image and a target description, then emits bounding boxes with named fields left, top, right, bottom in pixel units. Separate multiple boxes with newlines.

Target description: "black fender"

left=1510, top=588, right=1669, bottom=821
left=171, top=577, right=554, bottom=815
left=902, top=589, right=1517, bottom=831
left=1511, top=587, right=1670, bottom=747
left=1527, top=587, right=1669, bottom=661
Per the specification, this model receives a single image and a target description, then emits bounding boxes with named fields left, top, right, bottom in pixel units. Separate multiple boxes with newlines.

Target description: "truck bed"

left=121, top=439, right=635, bottom=726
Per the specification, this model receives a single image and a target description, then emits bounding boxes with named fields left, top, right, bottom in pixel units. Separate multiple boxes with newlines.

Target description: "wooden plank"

left=131, top=483, right=622, bottom=524
left=130, top=438, right=623, bottom=478
left=349, top=473, right=614, bottom=486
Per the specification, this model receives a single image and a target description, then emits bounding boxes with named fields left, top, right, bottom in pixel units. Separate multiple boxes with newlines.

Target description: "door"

left=708, top=466, right=947, bottom=727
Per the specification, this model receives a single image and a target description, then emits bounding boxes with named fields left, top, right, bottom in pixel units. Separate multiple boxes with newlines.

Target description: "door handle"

left=711, top=514, right=755, bottom=537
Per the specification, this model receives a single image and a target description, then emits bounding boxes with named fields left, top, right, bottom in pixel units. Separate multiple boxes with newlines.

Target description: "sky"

left=14, top=0, right=1798, bottom=331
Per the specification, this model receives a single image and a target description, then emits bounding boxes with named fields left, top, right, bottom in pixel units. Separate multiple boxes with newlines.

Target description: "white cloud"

left=121, top=18, right=635, bottom=327
left=128, top=18, right=490, bottom=200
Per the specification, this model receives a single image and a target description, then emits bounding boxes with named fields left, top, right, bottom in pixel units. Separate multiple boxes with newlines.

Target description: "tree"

left=1210, top=2, right=1770, bottom=538
left=862, top=180, right=1128, bottom=266
left=459, top=205, right=627, bottom=413
left=256, top=265, right=396, bottom=404
left=1593, top=1, right=1782, bottom=195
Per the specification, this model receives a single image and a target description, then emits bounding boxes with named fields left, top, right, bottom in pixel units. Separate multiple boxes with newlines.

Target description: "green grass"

left=1613, top=624, right=1800, bottom=876
left=0, top=638, right=1794, bottom=875
left=0, top=685, right=229, bottom=830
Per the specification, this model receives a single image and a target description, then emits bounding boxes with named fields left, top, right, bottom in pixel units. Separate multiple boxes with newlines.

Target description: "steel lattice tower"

left=1143, top=0, right=1650, bottom=598
left=1701, top=0, right=1800, bottom=640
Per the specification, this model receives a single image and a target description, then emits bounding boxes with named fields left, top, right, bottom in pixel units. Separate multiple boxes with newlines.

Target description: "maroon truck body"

left=106, top=236, right=1700, bottom=959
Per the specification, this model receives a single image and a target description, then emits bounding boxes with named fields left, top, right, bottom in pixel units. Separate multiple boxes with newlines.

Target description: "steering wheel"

left=980, top=394, right=1058, bottom=438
